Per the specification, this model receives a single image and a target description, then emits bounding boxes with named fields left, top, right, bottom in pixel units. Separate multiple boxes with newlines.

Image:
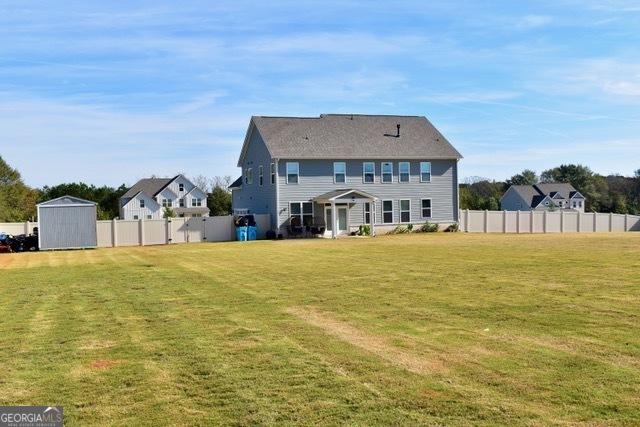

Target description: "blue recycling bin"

left=247, top=226, right=257, bottom=241
left=236, top=226, right=248, bottom=241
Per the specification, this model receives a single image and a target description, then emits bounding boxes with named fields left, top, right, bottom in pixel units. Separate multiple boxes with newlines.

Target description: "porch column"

left=331, top=201, right=337, bottom=239
left=370, top=200, right=376, bottom=237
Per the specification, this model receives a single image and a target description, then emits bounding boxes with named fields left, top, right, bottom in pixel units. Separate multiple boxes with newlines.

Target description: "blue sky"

left=1, top=0, right=640, bottom=187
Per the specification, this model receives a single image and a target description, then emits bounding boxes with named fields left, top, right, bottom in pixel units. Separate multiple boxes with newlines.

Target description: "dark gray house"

left=501, top=183, right=586, bottom=212
left=231, top=114, right=462, bottom=237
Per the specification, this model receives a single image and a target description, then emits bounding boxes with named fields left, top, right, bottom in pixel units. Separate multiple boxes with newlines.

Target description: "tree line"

left=0, top=156, right=233, bottom=222
left=461, top=164, right=640, bottom=214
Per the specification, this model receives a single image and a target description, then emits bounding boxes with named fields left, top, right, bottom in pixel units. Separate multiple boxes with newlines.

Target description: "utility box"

left=37, top=196, right=98, bottom=250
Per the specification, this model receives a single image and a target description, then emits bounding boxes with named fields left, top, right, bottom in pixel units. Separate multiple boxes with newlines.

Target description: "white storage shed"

left=37, top=196, right=98, bottom=250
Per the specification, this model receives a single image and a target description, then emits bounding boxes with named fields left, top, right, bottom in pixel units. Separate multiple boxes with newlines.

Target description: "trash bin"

left=247, top=226, right=257, bottom=241
left=236, top=226, right=248, bottom=241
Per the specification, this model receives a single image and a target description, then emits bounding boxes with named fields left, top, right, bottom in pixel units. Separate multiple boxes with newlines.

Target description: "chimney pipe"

left=396, top=124, right=401, bottom=137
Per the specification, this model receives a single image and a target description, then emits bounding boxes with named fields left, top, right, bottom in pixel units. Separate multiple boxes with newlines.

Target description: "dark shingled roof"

left=228, top=176, right=243, bottom=189
left=245, top=114, right=462, bottom=163
left=122, top=177, right=175, bottom=199
left=508, top=183, right=579, bottom=208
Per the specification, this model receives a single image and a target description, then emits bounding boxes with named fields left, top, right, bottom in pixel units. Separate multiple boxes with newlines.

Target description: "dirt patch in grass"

left=89, top=359, right=119, bottom=370
left=286, top=306, right=447, bottom=375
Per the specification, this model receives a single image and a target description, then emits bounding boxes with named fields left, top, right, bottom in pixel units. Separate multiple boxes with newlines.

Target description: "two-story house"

left=230, top=114, right=462, bottom=237
left=501, top=183, right=586, bottom=212
left=119, top=174, right=209, bottom=220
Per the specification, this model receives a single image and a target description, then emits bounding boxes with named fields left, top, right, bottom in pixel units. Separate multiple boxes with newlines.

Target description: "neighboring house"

left=231, top=114, right=462, bottom=237
left=119, top=175, right=209, bottom=220
left=501, top=183, right=586, bottom=212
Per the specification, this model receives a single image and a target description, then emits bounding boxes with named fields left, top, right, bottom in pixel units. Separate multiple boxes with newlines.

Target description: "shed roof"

left=240, top=114, right=462, bottom=165
left=37, top=195, right=97, bottom=207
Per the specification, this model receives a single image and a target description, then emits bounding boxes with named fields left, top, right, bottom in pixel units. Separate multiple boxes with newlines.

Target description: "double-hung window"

left=364, top=202, right=373, bottom=224
left=381, top=162, right=393, bottom=183
left=290, top=202, right=313, bottom=226
left=399, top=162, right=410, bottom=183
left=421, top=199, right=432, bottom=218
left=334, top=162, right=346, bottom=183
left=179, top=183, right=185, bottom=192
left=270, top=162, right=276, bottom=185
left=162, top=198, right=172, bottom=207
left=140, top=199, right=145, bottom=208
left=192, top=198, right=202, bottom=207
left=363, top=162, right=375, bottom=183
left=259, top=165, right=264, bottom=186
left=382, top=200, right=393, bottom=223
left=400, top=199, right=411, bottom=223
left=420, top=162, right=431, bottom=182
left=179, top=198, right=185, bottom=207
left=286, top=162, right=299, bottom=184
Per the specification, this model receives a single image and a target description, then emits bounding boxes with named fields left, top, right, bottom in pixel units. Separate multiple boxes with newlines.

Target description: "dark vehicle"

left=0, top=228, right=39, bottom=253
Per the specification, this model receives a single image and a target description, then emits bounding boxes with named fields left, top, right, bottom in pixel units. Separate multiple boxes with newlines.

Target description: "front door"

left=325, top=206, right=349, bottom=235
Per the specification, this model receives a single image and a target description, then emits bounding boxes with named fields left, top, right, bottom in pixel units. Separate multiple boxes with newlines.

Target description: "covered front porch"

left=312, top=189, right=378, bottom=239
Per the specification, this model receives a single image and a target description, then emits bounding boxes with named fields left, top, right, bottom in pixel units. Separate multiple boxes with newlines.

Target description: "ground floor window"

left=147, top=215, right=152, bottom=219
left=290, top=202, right=313, bottom=226
left=382, top=200, right=393, bottom=223
left=421, top=199, right=432, bottom=218
left=400, top=199, right=411, bottom=223
left=133, top=215, right=139, bottom=220
left=364, top=202, right=371, bottom=224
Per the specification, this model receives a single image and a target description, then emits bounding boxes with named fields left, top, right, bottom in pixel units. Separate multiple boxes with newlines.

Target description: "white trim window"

left=270, top=162, right=276, bottom=185
left=363, top=162, right=375, bottom=183
left=286, top=162, right=299, bottom=184
left=140, top=199, right=145, bottom=208
left=334, top=162, right=346, bottom=183
left=381, top=162, right=393, bottom=183
left=400, top=199, right=411, bottom=223
left=382, top=200, right=393, bottom=223
left=364, top=202, right=373, bottom=224
left=259, top=165, right=264, bottom=186
left=247, top=168, right=253, bottom=185
left=421, top=199, right=432, bottom=218
left=162, top=198, right=172, bottom=207
left=179, top=198, right=185, bottom=208
left=179, top=183, right=185, bottom=192
left=192, top=198, right=202, bottom=207
left=420, top=162, right=431, bottom=182
left=290, top=202, right=313, bottom=226
left=133, top=215, right=139, bottom=220
left=399, top=162, right=410, bottom=183
left=146, top=215, right=152, bottom=219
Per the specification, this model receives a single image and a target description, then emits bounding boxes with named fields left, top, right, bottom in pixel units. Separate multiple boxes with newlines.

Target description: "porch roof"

left=312, top=188, right=378, bottom=204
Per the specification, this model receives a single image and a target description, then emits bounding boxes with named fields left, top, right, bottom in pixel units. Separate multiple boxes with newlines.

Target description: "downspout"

left=274, top=158, right=280, bottom=233
left=456, top=159, right=460, bottom=223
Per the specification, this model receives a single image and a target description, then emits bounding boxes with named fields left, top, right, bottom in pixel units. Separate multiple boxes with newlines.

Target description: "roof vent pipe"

left=396, top=124, right=401, bottom=137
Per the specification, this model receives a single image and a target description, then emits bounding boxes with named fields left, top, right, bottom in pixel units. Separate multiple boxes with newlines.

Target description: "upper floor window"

left=259, top=165, right=264, bottom=186
left=399, top=162, right=410, bottom=183
left=140, top=199, right=145, bottom=208
left=286, top=162, right=299, bottom=184
left=179, top=183, right=185, bottom=192
left=420, top=162, right=431, bottom=182
left=162, top=198, right=172, bottom=207
left=270, top=162, right=276, bottom=185
left=192, top=198, right=202, bottom=207
left=381, top=162, right=393, bottom=183
left=363, top=162, right=375, bottom=183
left=334, top=162, right=346, bottom=183
left=146, top=215, right=152, bottom=219
left=247, top=168, right=253, bottom=185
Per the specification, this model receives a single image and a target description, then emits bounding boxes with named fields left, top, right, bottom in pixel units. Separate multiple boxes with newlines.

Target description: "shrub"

left=388, top=225, right=410, bottom=235
left=357, top=225, right=371, bottom=236
left=418, top=222, right=439, bottom=233
left=407, top=224, right=413, bottom=232
left=445, top=223, right=459, bottom=232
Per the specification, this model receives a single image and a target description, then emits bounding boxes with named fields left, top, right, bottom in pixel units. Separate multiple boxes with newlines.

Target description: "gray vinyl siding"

left=501, top=187, right=530, bottom=211
left=233, top=127, right=277, bottom=228
left=38, top=205, right=98, bottom=249
left=277, top=159, right=458, bottom=231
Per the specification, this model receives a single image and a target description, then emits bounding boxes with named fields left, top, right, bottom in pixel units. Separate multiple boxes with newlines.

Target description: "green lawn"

left=1, top=233, right=639, bottom=425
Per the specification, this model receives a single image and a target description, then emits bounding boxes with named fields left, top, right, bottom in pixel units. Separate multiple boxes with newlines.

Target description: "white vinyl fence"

left=1, top=215, right=271, bottom=248
left=459, top=210, right=640, bottom=233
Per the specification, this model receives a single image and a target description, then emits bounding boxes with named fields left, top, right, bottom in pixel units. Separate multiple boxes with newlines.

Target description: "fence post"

left=484, top=210, right=488, bottom=233
left=464, top=209, right=469, bottom=232
left=24, top=221, right=29, bottom=234
left=503, top=210, right=507, bottom=233
left=609, top=213, right=613, bottom=232
left=593, top=213, right=597, bottom=232
left=202, top=217, right=207, bottom=241
left=139, top=218, right=145, bottom=246
left=112, top=218, right=118, bottom=247
left=166, top=218, right=172, bottom=244
left=543, top=211, right=548, bottom=233
left=625, top=214, right=629, bottom=232
left=577, top=212, right=581, bottom=232
left=516, top=210, right=520, bottom=234
left=530, top=211, right=534, bottom=233
left=560, top=211, right=564, bottom=233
